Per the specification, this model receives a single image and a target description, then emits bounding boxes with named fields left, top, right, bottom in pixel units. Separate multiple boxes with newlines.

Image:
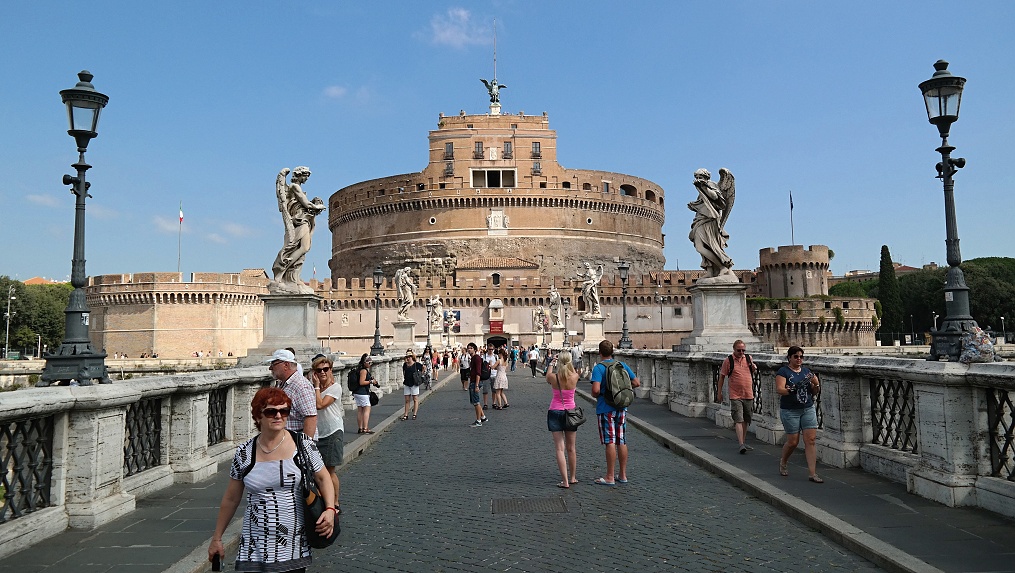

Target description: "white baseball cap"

left=264, top=349, right=297, bottom=364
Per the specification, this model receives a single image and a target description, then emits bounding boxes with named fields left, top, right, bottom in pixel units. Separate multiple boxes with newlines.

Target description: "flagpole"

left=178, top=201, right=183, bottom=275
left=789, top=191, right=795, bottom=245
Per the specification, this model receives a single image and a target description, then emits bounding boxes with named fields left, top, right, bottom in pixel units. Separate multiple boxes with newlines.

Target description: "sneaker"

left=470, top=420, right=483, bottom=427
left=739, top=445, right=747, bottom=454
left=744, top=444, right=754, bottom=451
left=481, top=416, right=488, bottom=423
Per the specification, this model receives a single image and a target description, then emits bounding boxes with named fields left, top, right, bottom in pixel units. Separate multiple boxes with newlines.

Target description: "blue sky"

left=2, top=1, right=1013, bottom=283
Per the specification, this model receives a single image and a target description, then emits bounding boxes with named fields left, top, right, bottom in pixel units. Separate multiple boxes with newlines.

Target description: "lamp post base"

left=929, top=319, right=978, bottom=361
left=40, top=347, right=111, bottom=386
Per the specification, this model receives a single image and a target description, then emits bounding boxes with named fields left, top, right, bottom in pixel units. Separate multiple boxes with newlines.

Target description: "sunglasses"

left=262, top=407, right=291, bottom=418
left=314, top=366, right=332, bottom=373
left=790, top=354, right=804, bottom=359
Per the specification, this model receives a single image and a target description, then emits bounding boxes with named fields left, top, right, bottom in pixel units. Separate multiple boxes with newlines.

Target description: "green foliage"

left=0, top=277, right=72, bottom=356
left=828, top=281, right=869, bottom=298
left=896, top=257, right=1015, bottom=332
left=878, top=246, right=904, bottom=343
left=819, top=314, right=827, bottom=325
left=874, top=300, right=883, bottom=318
left=779, top=309, right=787, bottom=328
left=833, top=307, right=845, bottom=326
left=828, top=249, right=835, bottom=260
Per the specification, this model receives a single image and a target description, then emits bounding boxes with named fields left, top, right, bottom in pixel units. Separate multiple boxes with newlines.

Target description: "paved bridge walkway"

left=2, top=366, right=1013, bottom=572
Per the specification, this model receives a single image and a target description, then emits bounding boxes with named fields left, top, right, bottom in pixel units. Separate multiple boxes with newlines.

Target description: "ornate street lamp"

left=425, top=298, right=434, bottom=347
left=370, top=266, right=385, bottom=356
left=4, top=286, right=15, bottom=360
left=1001, top=316, right=1006, bottom=342
left=41, top=71, right=111, bottom=385
left=919, top=60, right=976, bottom=361
left=618, top=261, right=632, bottom=349
left=562, top=297, right=570, bottom=347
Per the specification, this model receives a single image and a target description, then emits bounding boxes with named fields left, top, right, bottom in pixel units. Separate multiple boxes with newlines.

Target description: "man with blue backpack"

left=590, top=340, right=640, bottom=486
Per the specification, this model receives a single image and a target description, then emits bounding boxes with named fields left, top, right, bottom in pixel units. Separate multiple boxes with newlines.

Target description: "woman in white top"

left=492, top=348, right=510, bottom=409
left=311, top=354, right=343, bottom=512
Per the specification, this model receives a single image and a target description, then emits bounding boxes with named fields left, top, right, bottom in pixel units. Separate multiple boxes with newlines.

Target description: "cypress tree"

left=878, top=245, right=904, bottom=344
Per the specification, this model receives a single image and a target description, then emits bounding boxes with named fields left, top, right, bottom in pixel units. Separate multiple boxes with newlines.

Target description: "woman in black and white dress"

left=209, top=387, right=336, bottom=572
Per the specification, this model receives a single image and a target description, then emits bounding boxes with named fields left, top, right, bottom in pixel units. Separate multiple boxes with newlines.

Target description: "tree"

left=0, top=277, right=72, bottom=357
left=878, top=245, right=904, bottom=344
left=828, top=281, right=868, bottom=297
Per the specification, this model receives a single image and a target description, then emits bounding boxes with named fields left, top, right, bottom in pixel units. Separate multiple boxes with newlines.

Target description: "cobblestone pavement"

left=320, top=368, right=882, bottom=573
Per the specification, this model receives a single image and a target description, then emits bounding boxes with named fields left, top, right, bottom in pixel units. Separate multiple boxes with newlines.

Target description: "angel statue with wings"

left=270, top=166, right=326, bottom=294
left=480, top=78, right=506, bottom=104
left=688, top=168, right=737, bottom=281
left=578, top=262, right=604, bottom=317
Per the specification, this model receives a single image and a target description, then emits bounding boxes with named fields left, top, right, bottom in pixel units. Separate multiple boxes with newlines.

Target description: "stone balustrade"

left=597, top=349, right=1015, bottom=519
left=0, top=355, right=400, bottom=559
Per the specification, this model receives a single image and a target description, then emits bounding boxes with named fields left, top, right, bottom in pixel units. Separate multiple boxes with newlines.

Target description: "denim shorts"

left=780, top=406, right=818, bottom=435
left=546, top=409, right=567, bottom=432
left=468, top=383, right=480, bottom=405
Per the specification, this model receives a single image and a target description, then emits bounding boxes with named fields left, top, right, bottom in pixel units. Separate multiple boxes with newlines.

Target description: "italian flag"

left=179, top=201, right=184, bottom=224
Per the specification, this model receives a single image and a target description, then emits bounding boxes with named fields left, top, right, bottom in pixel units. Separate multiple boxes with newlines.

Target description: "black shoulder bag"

left=290, top=430, right=339, bottom=548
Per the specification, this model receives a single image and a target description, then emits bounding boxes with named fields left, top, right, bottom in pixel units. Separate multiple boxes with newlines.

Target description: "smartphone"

left=212, top=555, right=222, bottom=572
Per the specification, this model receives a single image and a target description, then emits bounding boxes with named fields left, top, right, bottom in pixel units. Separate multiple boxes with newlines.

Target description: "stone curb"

left=165, top=371, right=457, bottom=573
left=575, top=389, right=944, bottom=573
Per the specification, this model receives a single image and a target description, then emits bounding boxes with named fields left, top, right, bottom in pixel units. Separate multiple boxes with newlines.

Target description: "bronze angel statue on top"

left=480, top=78, right=506, bottom=104
left=688, top=168, right=737, bottom=282
left=270, top=166, right=326, bottom=294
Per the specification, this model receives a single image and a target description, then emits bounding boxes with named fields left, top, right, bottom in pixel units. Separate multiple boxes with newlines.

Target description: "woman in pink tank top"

left=546, top=351, right=580, bottom=488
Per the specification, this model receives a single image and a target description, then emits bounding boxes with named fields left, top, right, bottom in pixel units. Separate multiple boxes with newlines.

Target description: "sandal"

left=556, top=481, right=570, bottom=489
left=779, top=461, right=788, bottom=477
left=809, top=475, right=824, bottom=483
left=412, top=414, right=417, bottom=419
left=400, top=415, right=408, bottom=421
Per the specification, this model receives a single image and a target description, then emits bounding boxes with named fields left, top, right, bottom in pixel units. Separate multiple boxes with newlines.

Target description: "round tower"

left=757, top=245, right=830, bottom=298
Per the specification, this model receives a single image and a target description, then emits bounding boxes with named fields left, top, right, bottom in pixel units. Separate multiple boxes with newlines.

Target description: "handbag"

left=290, top=430, right=339, bottom=548
left=556, top=374, right=586, bottom=430
left=369, top=390, right=380, bottom=406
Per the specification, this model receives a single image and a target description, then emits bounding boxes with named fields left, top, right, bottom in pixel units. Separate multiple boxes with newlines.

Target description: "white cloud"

left=205, top=233, right=227, bottom=244
left=89, top=204, right=120, bottom=220
left=429, top=8, right=491, bottom=48
left=222, top=222, right=253, bottom=237
left=153, top=215, right=182, bottom=234
left=323, top=85, right=348, bottom=99
left=26, top=194, right=61, bottom=207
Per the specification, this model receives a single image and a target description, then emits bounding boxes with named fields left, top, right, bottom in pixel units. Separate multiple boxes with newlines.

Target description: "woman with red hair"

left=209, top=386, right=336, bottom=572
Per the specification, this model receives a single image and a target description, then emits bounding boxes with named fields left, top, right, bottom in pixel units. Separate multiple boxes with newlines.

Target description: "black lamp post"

left=562, top=297, right=570, bottom=347
left=370, top=266, right=385, bottom=356
left=41, top=71, right=111, bottom=386
left=655, top=289, right=667, bottom=349
left=425, top=298, right=434, bottom=347
left=919, top=60, right=977, bottom=361
left=618, top=261, right=632, bottom=349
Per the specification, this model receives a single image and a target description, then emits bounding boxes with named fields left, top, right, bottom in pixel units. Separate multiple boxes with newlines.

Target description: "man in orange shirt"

left=716, top=339, right=757, bottom=454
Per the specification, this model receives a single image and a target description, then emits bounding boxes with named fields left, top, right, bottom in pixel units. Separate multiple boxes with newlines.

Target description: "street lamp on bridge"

left=41, top=71, right=111, bottom=385
left=919, top=60, right=977, bottom=361
left=370, top=266, right=385, bottom=356
left=618, top=261, right=632, bottom=349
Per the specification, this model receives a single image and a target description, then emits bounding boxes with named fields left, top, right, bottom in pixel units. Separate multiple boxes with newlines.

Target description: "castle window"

left=503, top=142, right=513, bottom=159
left=531, top=142, right=541, bottom=158
left=620, top=184, right=637, bottom=197
left=603, top=182, right=610, bottom=194
left=562, top=181, right=571, bottom=189
left=444, top=162, right=454, bottom=177
left=842, top=302, right=850, bottom=309
left=582, top=182, right=592, bottom=191
left=444, top=142, right=454, bottom=159
left=439, top=183, right=446, bottom=189
left=417, top=183, right=425, bottom=190
left=492, top=273, right=501, bottom=287
left=532, top=162, right=541, bottom=175
left=474, top=141, right=484, bottom=159
left=471, top=169, right=517, bottom=188
left=673, top=308, right=682, bottom=317
left=540, top=182, right=547, bottom=188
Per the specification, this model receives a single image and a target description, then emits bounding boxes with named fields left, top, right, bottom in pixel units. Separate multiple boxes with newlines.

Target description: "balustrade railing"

left=0, top=415, right=54, bottom=524
left=124, top=398, right=162, bottom=477
left=987, top=387, right=1014, bottom=480
left=869, top=377, right=918, bottom=453
left=208, top=387, right=229, bottom=446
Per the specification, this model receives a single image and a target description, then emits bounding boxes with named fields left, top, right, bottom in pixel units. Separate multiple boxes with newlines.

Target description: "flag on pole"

left=313, top=265, right=317, bottom=279
left=789, top=191, right=794, bottom=211
left=179, top=201, right=184, bottom=224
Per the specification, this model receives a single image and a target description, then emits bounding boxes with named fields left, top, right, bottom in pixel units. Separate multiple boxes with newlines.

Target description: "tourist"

left=716, top=339, right=758, bottom=454
left=459, top=346, right=471, bottom=390
left=208, top=387, right=335, bottom=571
left=466, top=343, right=487, bottom=427
left=546, top=351, right=580, bottom=488
left=492, top=348, right=510, bottom=409
left=353, top=354, right=380, bottom=434
left=528, top=345, right=540, bottom=377
left=510, top=346, right=517, bottom=371
left=776, top=346, right=822, bottom=482
left=590, top=340, right=640, bottom=485
left=311, top=354, right=343, bottom=514
left=481, top=343, right=496, bottom=410
left=265, top=349, right=317, bottom=439
left=402, top=350, right=423, bottom=420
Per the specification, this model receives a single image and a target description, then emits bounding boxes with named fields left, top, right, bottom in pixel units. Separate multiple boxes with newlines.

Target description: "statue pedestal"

left=489, top=103, right=501, bottom=116
left=392, top=320, right=416, bottom=353
left=581, top=315, right=606, bottom=346
left=677, top=283, right=768, bottom=352
left=239, top=294, right=322, bottom=367
left=549, top=326, right=565, bottom=348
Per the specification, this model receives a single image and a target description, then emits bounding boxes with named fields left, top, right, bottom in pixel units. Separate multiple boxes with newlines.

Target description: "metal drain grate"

left=491, top=496, right=568, bottom=514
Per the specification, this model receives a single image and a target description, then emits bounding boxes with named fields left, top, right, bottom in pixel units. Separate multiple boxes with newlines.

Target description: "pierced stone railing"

left=0, top=355, right=401, bottom=558
left=597, top=349, right=1015, bottom=519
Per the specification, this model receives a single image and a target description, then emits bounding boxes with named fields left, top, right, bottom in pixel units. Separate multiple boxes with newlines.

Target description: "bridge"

left=0, top=351, right=1013, bottom=572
